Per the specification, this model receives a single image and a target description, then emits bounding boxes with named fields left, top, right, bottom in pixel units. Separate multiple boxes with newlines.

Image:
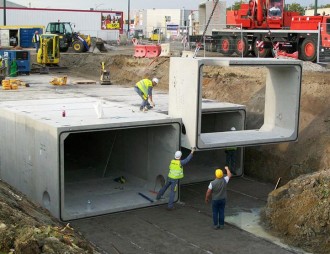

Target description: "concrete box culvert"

left=0, top=97, right=181, bottom=221
left=182, top=104, right=246, bottom=183
left=169, top=57, right=302, bottom=149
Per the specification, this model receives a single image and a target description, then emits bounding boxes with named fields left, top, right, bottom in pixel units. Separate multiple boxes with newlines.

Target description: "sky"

left=10, top=0, right=330, bottom=12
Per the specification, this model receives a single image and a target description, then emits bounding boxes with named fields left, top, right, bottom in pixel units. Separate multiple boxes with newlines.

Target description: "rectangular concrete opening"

left=61, top=124, right=180, bottom=221
left=182, top=110, right=245, bottom=183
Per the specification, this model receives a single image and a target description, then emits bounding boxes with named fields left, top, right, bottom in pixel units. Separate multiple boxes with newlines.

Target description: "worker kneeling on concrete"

left=134, top=77, right=158, bottom=112
left=205, top=166, right=232, bottom=229
left=156, top=148, right=195, bottom=210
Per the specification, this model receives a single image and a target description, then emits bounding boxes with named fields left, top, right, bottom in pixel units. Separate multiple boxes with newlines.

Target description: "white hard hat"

left=175, top=151, right=182, bottom=159
left=231, top=127, right=236, bottom=131
left=152, top=77, right=159, bottom=84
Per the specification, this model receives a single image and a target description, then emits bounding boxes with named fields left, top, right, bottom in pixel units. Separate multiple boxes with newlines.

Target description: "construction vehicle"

left=100, top=62, right=111, bottom=85
left=36, top=34, right=60, bottom=73
left=149, top=28, right=163, bottom=42
left=190, top=0, right=330, bottom=62
left=45, top=22, right=91, bottom=53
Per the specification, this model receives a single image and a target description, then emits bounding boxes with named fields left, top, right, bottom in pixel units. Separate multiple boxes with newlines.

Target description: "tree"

left=227, top=1, right=244, bottom=11
left=287, top=3, right=305, bottom=15
left=321, top=4, right=330, bottom=8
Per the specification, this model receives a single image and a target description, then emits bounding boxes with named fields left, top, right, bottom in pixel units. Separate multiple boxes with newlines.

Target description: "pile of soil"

left=0, top=180, right=97, bottom=253
left=261, top=169, right=330, bottom=254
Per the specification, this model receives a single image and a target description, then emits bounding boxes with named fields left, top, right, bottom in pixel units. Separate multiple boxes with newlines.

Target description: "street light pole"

left=4, top=0, right=7, bottom=26
left=127, top=0, right=130, bottom=36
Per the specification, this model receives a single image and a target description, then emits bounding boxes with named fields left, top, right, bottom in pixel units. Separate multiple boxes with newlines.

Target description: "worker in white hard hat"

left=225, top=127, right=238, bottom=175
left=32, top=30, right=40, bottom=53
left=134, top=77, right=159, bottom=112
left=156, top=147, right=195, bottom=210
left=205, top=166, right=232, bottom=229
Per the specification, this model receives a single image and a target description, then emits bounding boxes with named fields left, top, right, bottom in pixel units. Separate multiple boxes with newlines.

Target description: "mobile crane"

left=191, top=0, right=330, bottom=62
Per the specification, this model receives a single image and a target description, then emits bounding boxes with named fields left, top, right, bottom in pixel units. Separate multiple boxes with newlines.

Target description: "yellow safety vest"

left=136, top=79, right=153, bottom=100
left=32, top=34, right=39, bottom=43
left=168, top=159, right=183, bottom=179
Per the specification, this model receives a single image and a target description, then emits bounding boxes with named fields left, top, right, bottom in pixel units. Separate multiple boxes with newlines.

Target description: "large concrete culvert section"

left=0, top=98, right=181, bottom=221
left=61, top=125, right=180, bottom=221
left=182, top=103, right=246, bottom=183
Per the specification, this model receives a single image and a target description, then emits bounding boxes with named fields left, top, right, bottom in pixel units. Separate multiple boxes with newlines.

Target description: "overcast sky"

left=11, top=0, right=329, bottom=12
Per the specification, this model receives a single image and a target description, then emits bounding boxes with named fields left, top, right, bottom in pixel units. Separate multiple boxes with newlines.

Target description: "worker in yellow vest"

left=134, top=77, right=159, bottom=112
left=156, top=148, right=195, bottom=210
left=32, top=30, right=40, bottom=53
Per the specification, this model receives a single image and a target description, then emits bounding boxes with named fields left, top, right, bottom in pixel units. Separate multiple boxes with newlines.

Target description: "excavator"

left=36, top=34, right=60, bottom=74
left=46, top=22, right=91, bottom=53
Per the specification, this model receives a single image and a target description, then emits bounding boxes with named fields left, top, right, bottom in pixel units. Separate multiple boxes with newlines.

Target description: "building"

left=0, top=3, right=124, bottom=42
left=305, top=8, right=330, bottom=16
left=133, top=8, right=195, bottom=39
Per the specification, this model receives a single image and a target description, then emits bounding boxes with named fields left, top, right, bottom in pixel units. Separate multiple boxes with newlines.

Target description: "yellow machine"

left=37, top=34, right=60, bottom=65
left=149, top=28, right=163, bottom=42
left=100, top=62, right=111, bottom=85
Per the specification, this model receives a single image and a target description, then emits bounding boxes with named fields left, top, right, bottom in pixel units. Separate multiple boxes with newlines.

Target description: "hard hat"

left=175, top=151, right=182, bottom=159
left=152, top=77, right=159, bottom=84
left=215, top=169, right=223, bottom=179
left=231, top=127, right=236, bottom=131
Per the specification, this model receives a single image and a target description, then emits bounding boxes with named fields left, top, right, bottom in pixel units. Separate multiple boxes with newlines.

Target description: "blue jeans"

left=35, top=42, right=40, bottom=53
left=212, top=198, right=226, bottom=226
left=134, top=86, right=150, bottom=109
left=156, top=177, right=178, bottom=208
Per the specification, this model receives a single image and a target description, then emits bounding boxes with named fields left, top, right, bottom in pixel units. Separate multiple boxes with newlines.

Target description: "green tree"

left=227, top=1, right=244, bottom=11
left=287, top=2, right=305, bottom=15
left=321, top=4, right=330, bottom=8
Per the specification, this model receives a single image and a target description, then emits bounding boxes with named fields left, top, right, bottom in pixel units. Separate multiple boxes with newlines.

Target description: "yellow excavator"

left=36, top=34, right=60, bottom=74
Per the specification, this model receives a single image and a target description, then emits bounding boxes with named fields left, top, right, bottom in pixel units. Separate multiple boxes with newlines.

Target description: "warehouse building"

left=0, top=1, right=124, bottom=46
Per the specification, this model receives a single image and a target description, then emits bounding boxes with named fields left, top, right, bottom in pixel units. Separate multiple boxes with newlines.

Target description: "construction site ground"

left=0, top=46, right=329, bottom=253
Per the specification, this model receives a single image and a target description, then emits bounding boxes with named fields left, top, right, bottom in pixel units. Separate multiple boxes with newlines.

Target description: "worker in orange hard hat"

left=205, top=166, right=232, bottom=230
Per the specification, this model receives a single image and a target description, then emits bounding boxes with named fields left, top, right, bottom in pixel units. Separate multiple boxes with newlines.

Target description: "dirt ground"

left=0, top=47, right=329, bottom=253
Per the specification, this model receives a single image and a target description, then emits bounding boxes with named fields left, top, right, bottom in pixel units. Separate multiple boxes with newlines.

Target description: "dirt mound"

left=261, top=169, right=330, bottom=254
left=0, top=180, right=97, bottom=253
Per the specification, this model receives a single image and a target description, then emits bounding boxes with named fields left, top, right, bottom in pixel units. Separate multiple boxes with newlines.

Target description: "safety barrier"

left=134, top=45, right=147, bottom=58
left=277, top=50, right=298, bottom=59
left=160, top=43, right=171, bottom=57
left=145, top=45, right=161, bottom=58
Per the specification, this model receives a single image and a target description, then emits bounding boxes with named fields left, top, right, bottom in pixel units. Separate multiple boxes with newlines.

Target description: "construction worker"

left=32, top=30, right=40, bottom=53
left=225, top=126, right=237, bottom=175
left=205, top=166, right=232, bottom=229
left=156, top=148, right=195, bottom=210
left=134, top=77, right=159, bottom=112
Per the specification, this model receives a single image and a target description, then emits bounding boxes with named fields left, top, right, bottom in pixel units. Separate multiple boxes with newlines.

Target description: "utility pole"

left=127, top=0, right=130, bottom=36
left=314, top=0, right=318, bottom=16
left=3, top=0, right=6, bottom=25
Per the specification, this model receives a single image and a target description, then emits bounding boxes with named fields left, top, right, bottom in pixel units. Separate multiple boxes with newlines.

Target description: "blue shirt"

left=180, top=153, right=193, bottom=166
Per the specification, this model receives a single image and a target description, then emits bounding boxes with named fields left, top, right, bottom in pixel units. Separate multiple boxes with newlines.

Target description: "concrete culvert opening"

left=61, top=124, right=179, bottom=221
left=182, top=109, right=245, bottom=183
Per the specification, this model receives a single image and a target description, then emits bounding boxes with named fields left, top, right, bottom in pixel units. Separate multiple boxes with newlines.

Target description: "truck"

left=190, top=0, right=330, bottom=62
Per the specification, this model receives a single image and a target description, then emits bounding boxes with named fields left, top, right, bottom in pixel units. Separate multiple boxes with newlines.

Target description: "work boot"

left=146, top=105, right=153, bottom=110
left=219, top=225, right=224, bottom=230
left=139, top=106, right=144, bottom=111
left=166, top=206, right=175, bottom=211
left=143, top=107, right=148, bottom=112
